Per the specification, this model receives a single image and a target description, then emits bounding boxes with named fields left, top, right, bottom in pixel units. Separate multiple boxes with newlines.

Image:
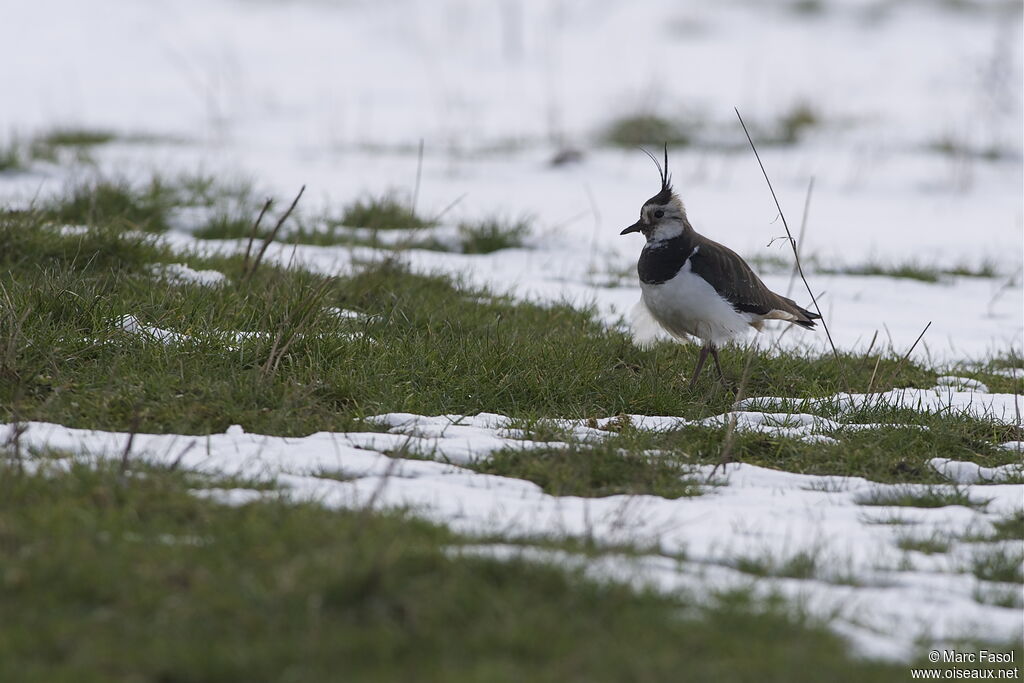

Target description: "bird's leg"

left=709, top=345, right=727, bottom=386
left=688, top=344, right=711, bottom=388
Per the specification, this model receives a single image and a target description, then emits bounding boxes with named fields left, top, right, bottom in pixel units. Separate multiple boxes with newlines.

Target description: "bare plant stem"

left=167, top=440, right=196, bottom=473
left=785, top=176, right=815, bottom=299
left=876, top=321, right=932, bottom=392
left=119, top=409, right=141, bottom=477
left=431, top=192, right=468, bottom=224
left=866, top=355, right=883, bottom=396
left=244, top=186, right=306, bottom=283
left=865, top=330, right=879, bottom=358
left=243, top=197, right=274, bottom=272
left=5, top=407, right=26, bottom=475
left=734, top=108, right=847, bottom=392
left=412, top=138, right=424, bottom=214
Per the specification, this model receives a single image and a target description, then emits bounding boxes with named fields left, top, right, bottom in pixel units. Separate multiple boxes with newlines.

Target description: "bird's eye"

left=654, top=209, right=664, bottom=219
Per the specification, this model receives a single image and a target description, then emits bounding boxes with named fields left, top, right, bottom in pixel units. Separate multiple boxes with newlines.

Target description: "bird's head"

left=620, top=145, right=688, bottom=242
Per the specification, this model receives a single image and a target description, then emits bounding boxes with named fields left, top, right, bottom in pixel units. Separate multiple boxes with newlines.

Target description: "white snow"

left=148, top=262, right=226, bottom=287
left=1, top=0, right=1022, bottom=665
left=930, top=458, right=1023, bottom=484
left=0, top=0, right=1020, bottom=363
left=935, top=375, right=991, bottom=393
left=118, top=314, right=192, bottom=345
left=740, top=388, right=1024, bottom=425
left=4, top=407, right=1022, bottom=661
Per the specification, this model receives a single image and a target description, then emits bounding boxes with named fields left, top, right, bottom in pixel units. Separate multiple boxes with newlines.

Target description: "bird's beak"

left=620, top=219, right=645, bottom=236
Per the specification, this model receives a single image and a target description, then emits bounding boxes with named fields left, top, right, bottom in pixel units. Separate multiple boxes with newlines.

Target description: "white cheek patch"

left=650, top=222, right=684, bottom=241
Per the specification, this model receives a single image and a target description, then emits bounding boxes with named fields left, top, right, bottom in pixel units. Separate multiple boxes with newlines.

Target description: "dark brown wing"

left=689, top=234, right=819, bottom=327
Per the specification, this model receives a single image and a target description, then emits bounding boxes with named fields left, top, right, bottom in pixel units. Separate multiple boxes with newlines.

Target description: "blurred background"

left=2, top=0, right=1022, bottom=355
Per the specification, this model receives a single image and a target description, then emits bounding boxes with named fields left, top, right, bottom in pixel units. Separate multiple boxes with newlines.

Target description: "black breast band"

left=637, top=235, right=694, bottom=285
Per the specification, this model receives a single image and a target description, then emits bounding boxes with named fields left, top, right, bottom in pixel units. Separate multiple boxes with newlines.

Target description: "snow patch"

left=931, top=458, right=1024, bottom=484
left=118, top=314, right=191, bottom=345
left=935, top=376, right=989, bottom=393
left=3, top=415, right=1021, bottom=661
left=740, top=389, right=1023, bottom=425
left=148, top=262, right=226, bottom=287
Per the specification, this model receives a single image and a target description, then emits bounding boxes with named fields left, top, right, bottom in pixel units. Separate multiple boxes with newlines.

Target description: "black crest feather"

left=640, top=144, right=673, bottom=205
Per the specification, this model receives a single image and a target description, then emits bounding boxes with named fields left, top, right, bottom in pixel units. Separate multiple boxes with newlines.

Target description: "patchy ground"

left=0, top=0, right=1021, bottom=678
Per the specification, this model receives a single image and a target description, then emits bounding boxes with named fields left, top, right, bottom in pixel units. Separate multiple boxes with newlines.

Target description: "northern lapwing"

left=620, top=147, right=820, bottom=386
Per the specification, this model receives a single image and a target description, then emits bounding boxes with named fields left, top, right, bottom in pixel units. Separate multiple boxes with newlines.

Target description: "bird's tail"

left=793, top=305, right=821, bottom=329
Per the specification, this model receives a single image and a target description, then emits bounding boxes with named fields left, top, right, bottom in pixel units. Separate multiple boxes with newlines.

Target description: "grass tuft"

left=457, top=215, right=531, bottom=254
left=856, top=485, right=989, bottom=510
left=36, top=128, right=117, bottom=148
left=0, top=137, right=24, bottom=172
left=990, top=510, right=1024, bottom=541
left=41, top=178, right=179, bottom=232
left=790, top=0, right=826, bottom=14
left=474, top=442, right=701, bottom=499
left=775, top=103, right=820, bottom=144
left=928, top=137, right=1010, bottom=162
left=970, top=546, right=1024, bottom=584
left=732, top=550, right=820, bottom=579
left=820, top=258, right=1000, bottom=283
left=193, top=211, right=262, bottom=240
left=895, top=531, right=952, bottom=555
left=602, top=114, right=694, bottom=148
left=340, top=193, right=433, bottom=231
left=973, top=583, right=1024, bottom=609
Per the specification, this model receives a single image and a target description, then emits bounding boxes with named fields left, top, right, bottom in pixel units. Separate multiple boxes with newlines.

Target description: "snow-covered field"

left=2, top=0, right=1022, bottom=662
left=3, top=0, right=1022, bottom=360
left=5, top=385, right=1022, bottom=659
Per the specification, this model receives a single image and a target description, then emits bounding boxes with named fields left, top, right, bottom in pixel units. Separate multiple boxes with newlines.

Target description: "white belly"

left=639, top=261, right=753, bottom=346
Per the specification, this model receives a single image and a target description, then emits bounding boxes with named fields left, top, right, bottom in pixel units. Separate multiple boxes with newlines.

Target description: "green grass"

left=35, top=128, right=117, bottom=148
left=0, top=138, right=23, bottom=173
left=192, top=211, right=262, bottom=240
left=286, top=222, right=449, bottom=251
left=0, top=129, right=116, bottom=174
left=190, top=192, right=453, bottom=250
left=600, top=105, right=822, bottom=150
left=601, top=113, right=694, bottom=147
left=964, top=353, right=1024, bottom=394
left=0, top=457, right=923, bottom=683
left=928, top=137, right=1011, bottom=162
left=41, top=173, right=259, bottom=236
left=339, top=193, right=433, bottom=230
left=458, top=215, right=531, bottom=254
left=475, top=442, right=701, bottom=499
left=20, top=128, right=119, bottom=166
left=40, top=178, right=180, bottom=232
left=236, top=213, right=531, bottom=254
left=991, top=510, right=1024, bottom=541
left=970, top=546, right=1024, bottom=584
left=895, top=531, right=953, bottom=555
left=855, top=485, right=989, bottom=510
left=774, top=103, right=820, bottom=145
left=819, top=258, right=1001, bottom=283
left=2, top=197, right=1021, bottom=485
left=973, top=583, right=1023, bottom=609
left=2, top=179, right=1023, bottom=678
left=582, top=416, right=1020, bottom=485
left=789, top=0, right=826, bottom=14
left=732, top=550, right=820, bottom=580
